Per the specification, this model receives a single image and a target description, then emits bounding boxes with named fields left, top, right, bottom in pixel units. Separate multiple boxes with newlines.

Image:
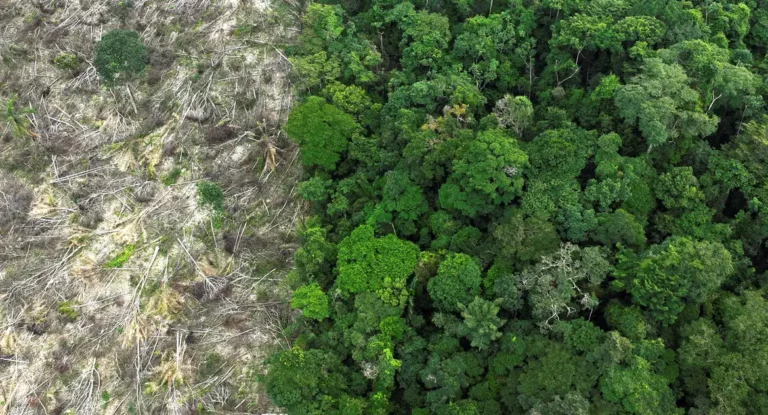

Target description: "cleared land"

left=0, top=1, right=302, bottom=413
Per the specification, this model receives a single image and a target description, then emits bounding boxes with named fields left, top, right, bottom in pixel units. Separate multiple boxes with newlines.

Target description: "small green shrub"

left=100, top=391, right=111, bottom=409
left=197, top=181, right=225, bottom=211
left=57, top=301, right=80, bottom=321
left=106, top=244, right=135, bottom=268
left=54, top=52, right=80, bottom=71
left=162, top=167, right=182, bottom=186
left=94, top=30, right=148, bottom=84
left=233, top=24, right=255, bottom=38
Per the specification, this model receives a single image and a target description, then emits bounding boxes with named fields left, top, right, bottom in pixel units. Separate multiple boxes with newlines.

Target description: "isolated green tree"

left=94, top=30, right=148, bottom=84
left=493, top=95, right=534, bottom=136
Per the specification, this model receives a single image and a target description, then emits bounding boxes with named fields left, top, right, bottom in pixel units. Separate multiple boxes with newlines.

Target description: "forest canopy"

left=265, top=0, right=768, bottom=414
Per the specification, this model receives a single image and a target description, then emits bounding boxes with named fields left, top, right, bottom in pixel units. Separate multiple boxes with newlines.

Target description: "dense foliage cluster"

left=265, top=1, right=768, bottom=414
left=93, top=29, right=148, bottom=84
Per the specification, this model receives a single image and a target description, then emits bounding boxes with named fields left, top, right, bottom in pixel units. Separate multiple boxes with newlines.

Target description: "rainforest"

left=265, top=0, right=768, bottom=414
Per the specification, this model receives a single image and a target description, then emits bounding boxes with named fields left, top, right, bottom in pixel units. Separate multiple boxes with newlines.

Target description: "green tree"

left=494, top=211, right=561, bottom=263
left=284, top=96, right=361, bottom=171
left=94, top=30, right=148, bottom=84
left=294, top=217, right=336, bottom=284
left=335, top=225, right=419, bottom=307
left=593, top=209, right=646, bottom=248
left=655, top=166, right=705, bottom=210
left=372, top=170, right=428, bottom=236
left=452, top=10, right=536, bottom=91
left=615, top=237, right=734, bottom=324
left=428, top=253, right=482, bottom=313
left=394, top=5, right=451, bottom=70
left=600, top=355, right=682, bottom=415
left=493, top=95, right=534, bottom=136
left=605, top=302, right=649, bottom=342
left=439, top=129, right=528, bottom=217
left=661, top=40, right=759, bottom=111
left=264, top=346, right=362, bottom=415
left=516, top=341, right=597, bottom=410
left=291, top=283, right=331, bottom=320
left=458, top=297, right=506, bottom=350
left=526, top=127, right=595, bottom=181
left=727, top=116, right=768, bottom=184
left=615, top=58, right=718, bottom=150
left=486, top=262, right=523, bottom=312
left=289, top=4, right=380, bottom=90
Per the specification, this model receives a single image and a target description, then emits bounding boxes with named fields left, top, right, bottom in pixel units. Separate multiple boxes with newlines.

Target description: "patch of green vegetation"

left=157, top=235, right=173, bottom=256
left=211, top=212, right=224, bottom=229
left=250, top=256, right=285, bottom=276
left=100, top=391, right=110, bottom=409
left=105, top=244, right=135, bottom=268
left=162, top=167, right=182, bottom=186
left=196, top=181, right=225, bottom=211
left=233, top=24, right=255, bottom=38
left=57, top=301, right=80, bottom=321
left=162, top=166, right=181, bottom=186
left=23, top=11, right=41, bottom=25
left=53, top=52, right=79, bottom=71
left=94, top=30, right=148, bottom=84
left=4, top=95, right=36, bottom=139
left=141, top=280, right=161, bottom=297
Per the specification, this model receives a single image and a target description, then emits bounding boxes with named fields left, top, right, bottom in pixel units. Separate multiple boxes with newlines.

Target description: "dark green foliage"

left=4, top=95, right=36, bottom=139
left=615, top=58, right=718, bottom=149
left=486, top=262, right=522, bottom=312
left=196, top=181, right=225, bottom=211
left=600, top=354, right=681, bottom=415
left=373, top=170, right=428, bottom=236
left=264, top=1, right=768, bottom=412
left=93, top=30, right=148, bottom=84
left=438, top=129, right=528, bottom=218
left=427, top=253, right=482, bottom=313
left=593, top=209, right=646, bottom=248
left=605, top=302, right=649, bottom=342
left=616, top=237, right=733, bottom=325
left=493, top=210, right=560, bottom=263
left=161, top=167, right=182, bottom=186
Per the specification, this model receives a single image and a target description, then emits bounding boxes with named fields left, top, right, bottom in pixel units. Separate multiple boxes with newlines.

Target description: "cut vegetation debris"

left=0, top=0, right=301, bottom=413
